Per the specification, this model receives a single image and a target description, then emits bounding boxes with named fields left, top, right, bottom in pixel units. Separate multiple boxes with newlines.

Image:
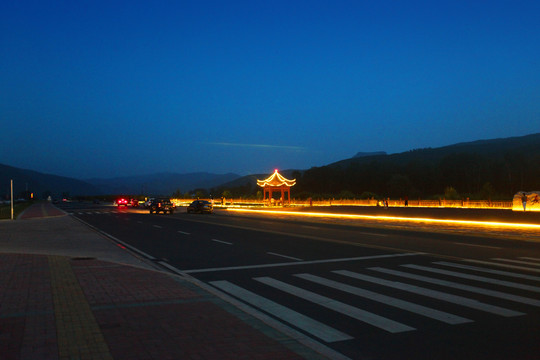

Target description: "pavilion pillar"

left=287, top=188, right=291, bottom=205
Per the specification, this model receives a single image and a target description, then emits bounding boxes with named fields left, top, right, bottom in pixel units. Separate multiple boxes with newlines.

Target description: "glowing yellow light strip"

left=227, top=208, right=540, bottom=230
left=257, top=169, right=296, bottom=187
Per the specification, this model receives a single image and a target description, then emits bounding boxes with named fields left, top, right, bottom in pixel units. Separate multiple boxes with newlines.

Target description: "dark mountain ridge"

left=299, top=133, right=540, bottom=199
left=0, top=164, right=241, bottom=199
left=86, top=172, right=241, bottom=196
left=2, top=133, right=539, bottom=199
left=0, top=163, right=101, bottom=199
left=330, top=133, right=540, bottom=169
left=214, top=133, right=540, bottom=199
left=354, top=151, right=387, bottom=158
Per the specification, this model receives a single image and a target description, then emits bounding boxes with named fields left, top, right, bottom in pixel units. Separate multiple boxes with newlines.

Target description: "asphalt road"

left=59, top=202, right=540, bottom=360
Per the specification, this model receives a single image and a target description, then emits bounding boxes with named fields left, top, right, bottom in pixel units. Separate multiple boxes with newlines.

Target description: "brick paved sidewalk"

left=0, top=203, right=330, bottom=359
left=18, top=202, right=66, bottom=220
left=0, top=254, right=322, bottom=360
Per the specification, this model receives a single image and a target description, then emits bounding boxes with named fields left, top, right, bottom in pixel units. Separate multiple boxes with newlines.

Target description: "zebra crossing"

left=209, top=256, right=540, bottom=343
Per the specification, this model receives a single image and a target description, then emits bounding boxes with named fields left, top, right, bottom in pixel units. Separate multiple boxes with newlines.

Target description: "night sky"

left=1, top=1, right=539, bottom=179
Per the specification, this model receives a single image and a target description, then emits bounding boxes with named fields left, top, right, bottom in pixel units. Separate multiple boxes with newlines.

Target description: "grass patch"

left=0, top=202, right=33, bottom=220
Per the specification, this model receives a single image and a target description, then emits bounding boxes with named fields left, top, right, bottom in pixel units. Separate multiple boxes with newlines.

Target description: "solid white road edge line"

left=72, top=216, right=157, bottom=261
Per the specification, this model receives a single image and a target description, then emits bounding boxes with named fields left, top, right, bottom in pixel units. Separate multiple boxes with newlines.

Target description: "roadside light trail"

left=226, top=208, right=540, bottom=241
left=227, top=208, right=540, bottom=229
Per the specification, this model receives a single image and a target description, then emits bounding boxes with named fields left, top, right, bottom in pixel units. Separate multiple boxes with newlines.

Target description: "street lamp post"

left=11, top=179, right=14, bottom=220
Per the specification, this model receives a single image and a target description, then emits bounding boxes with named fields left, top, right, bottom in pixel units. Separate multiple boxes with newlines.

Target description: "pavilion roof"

left=257, top=169, right=296, bottom=187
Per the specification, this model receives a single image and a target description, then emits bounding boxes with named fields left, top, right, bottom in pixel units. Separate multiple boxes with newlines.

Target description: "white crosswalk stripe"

left=369, top=267, right=540, bottom=307
left=206, top=257, right=538, bottom=343
left=254, top=276, right=415, bottom=333
left=433, top=261, right=540, bottom=281
left=519, top=257, right=540, bottom=262
left=401, top=264, right=540, bottom=293
left=295, top=273, right=472, bottom=324
left=463, top=259, right=540, bottom=273
left=491, top=258, right=540, bottom=267
left=334, top=270, right=523, bottom=317
left=210, top=280, right=353, bottom=342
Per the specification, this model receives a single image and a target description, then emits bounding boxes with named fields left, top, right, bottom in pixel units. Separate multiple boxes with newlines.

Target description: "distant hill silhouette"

left=0, top=163, right=100, bottom=199
left=353, top=151, right=387, bottom=158
left=2, top=133, right=539, bottom=199
left=86, top=172, right=241, bottom=196
left=213, top=133, right=540, bottom=200
left=295, top=133, right=540, bottom=199
left=0, top=164, right=240, bottom=199
left=329, top=133, right=540, bottom=169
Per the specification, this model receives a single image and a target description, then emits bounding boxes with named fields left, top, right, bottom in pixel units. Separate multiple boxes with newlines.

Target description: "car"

left=117, top=197, right=129, bottom=207
left=130, top=199, right=139, bottom=207
left=144, top=198, right=155, bottom=208
left=149, top=198, right=175, bottom=214
left=187, top=200, right=213, bottom=214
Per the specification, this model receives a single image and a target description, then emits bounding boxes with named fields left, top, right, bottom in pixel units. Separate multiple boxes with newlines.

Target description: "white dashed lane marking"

left=212, top=239, right=233, bottom=245
left=267, top=252, right=303, bottom=261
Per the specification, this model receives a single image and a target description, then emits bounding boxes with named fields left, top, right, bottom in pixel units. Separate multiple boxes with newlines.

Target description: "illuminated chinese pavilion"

left=257, top=169, right=296, bottom=206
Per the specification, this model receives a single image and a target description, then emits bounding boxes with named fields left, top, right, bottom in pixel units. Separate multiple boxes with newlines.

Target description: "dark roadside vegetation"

left=0, top=201, right=32, bottom=220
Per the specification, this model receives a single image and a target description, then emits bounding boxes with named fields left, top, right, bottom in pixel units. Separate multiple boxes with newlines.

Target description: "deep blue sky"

left=1, top=1, right=539, bottom=179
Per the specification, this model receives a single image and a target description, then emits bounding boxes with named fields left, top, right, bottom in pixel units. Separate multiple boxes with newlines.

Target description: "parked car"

left=187, top=200, right=213, bottom=214
left=149, top=198, right=175, bottom=214
left=117, top=197, right=129, bottom=207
